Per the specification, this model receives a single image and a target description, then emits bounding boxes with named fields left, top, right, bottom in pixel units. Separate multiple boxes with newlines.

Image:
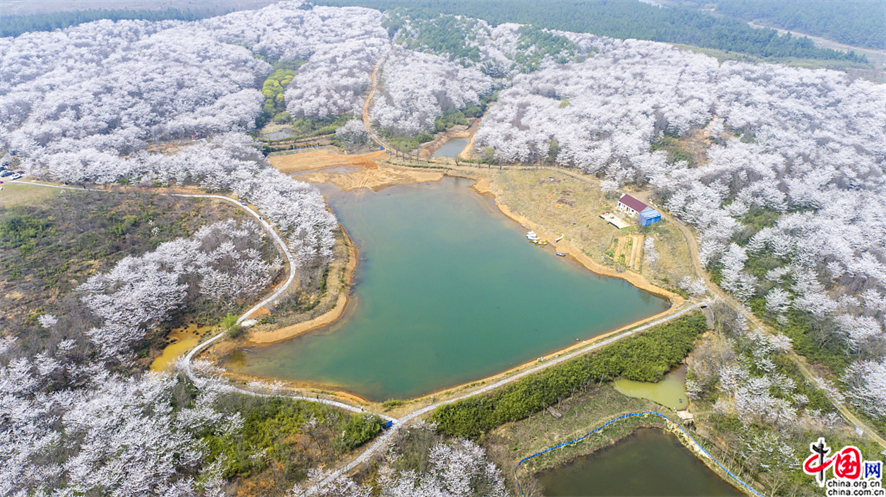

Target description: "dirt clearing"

left=270, top=150, right=443, bottom=191
left=269, top=149, right=386, bottom=173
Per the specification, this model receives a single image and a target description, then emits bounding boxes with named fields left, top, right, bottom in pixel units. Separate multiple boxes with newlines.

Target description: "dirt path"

left=746, top=21, right=886, bottom=60
left=666, top=214, right=886, bottom=450
left=363, top=46, right=392, bottom=148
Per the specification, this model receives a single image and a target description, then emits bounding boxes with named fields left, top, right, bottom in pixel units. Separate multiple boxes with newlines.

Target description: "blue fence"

left=512, top=411, right=763, bottom=497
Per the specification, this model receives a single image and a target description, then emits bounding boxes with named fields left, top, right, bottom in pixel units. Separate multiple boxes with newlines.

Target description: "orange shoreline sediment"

left=469, top=177, right=683, bottom=306
left=245, top=227, right=359, bottom=345
left=217, top=163, right=688, bottom=405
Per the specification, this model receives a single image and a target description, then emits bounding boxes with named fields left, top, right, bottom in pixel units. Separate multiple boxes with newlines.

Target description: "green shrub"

left=432, top=311, right=707, bottom=439
left=202, top=395, right=383, bottom=479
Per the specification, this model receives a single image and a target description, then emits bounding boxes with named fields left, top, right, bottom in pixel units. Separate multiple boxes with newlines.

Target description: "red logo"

left=803, top=437, right=883, bottom=489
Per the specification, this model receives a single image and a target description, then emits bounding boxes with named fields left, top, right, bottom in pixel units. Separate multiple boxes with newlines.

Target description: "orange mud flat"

left=269, top=150, right=386, bottom=173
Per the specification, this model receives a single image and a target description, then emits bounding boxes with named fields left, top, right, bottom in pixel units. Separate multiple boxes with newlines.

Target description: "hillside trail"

left=669, top=216, right=886, bottom=449
left=362, top=45, right=393, bottom=149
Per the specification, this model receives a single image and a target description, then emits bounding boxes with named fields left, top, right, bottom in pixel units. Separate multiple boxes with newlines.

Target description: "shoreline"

left=216, top=160, right=687, bottom=405
left=468, top=176, right=682, bottom=306
left=521, top=422, right=751, bottom=497
left=246, top=227, right=358, bottom=345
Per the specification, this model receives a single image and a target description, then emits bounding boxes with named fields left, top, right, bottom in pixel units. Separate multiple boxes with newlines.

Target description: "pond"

left=538, top=428, right=744, bottom=496
left=228, top=177, right=667, bottom=401
left=431, top=138, right=469, bottom=158
left=613, top=364, right=688, bottom=409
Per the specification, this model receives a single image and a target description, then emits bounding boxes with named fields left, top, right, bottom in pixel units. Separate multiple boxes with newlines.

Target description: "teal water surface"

left=431, top=138, right=469, bottom=158
left=538, top=428, right=744, bottom=496
left=232, top=177, right=667, bottom=401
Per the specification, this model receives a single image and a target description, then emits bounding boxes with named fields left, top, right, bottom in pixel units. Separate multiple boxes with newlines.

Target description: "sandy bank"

left=470, top=178, right=683, bottom=306
left=270, top=149, right=443, bottom=192
left=302, top=165, right=443, bottom=192
left=269, top=149, right=387, bottom=174
left=245, top=228, right=359, bottom=345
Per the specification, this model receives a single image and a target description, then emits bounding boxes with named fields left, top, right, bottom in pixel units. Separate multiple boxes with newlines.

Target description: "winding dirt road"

left=666, top=214, right=886, bottom=449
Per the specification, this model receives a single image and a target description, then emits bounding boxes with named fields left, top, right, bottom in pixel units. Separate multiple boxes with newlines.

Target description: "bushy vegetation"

left=650, top=134, right=694, bottom=166
left=0, top=191, right=257, bottom=353
left=318, top=0, right=866, bottom=62
left=432, top=312, right=707, bottom=439
left=202, top=395, right=382, bottom=487
left=384, top=10, right=484, bottom=62
left=257, top=67, right=297, bottom=127
left=379, top=128, right=435, bottom=152
left=292, top=114, right=354, bottom=138
left=514, top=25, right=578, bottom=72
left=433, top=93, right=496, bottom=132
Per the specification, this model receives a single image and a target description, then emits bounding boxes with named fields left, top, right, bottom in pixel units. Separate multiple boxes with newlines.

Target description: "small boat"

left=556, top=252, right=566, bottom=257
left=535, top=239, right=548, bottom=246
left=554, top=236, right=563, bottom=242
left=526, top=231, right=538, bottom=241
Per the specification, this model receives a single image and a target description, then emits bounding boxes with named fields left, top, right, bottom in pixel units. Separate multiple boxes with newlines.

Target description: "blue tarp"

left=638, top=207, right=661, bottom=226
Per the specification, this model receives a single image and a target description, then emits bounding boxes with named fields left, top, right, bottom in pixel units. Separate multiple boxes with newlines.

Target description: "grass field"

left=486, top=169, right=697, bottom=294
left=0, top=181, right=63, bottom=207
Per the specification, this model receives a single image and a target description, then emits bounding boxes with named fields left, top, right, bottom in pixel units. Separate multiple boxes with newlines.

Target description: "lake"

left=431, top=138, right=469, bottom=158
left=538, top=428, right=744, bottom=496
left=228, top=177, right=667, bottom=401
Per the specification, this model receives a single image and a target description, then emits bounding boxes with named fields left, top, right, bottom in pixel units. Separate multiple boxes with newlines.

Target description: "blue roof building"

left=638, top=207, right=661, bottom=226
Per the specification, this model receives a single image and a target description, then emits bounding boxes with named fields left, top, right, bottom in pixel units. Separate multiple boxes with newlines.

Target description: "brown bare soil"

left=270, top=150, right=443, bottom=192
left=269, top=149, right=385, bottom=173
left=302, top=165, right=443, bottom=192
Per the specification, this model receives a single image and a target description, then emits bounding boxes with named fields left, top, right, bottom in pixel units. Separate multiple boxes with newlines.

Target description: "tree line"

left=432, top=311, right=708, bottom=439
left=0, top=8, right=223, bottom=38
left=708, top=0, right=885, bottom=51
left=316, top=0, right=868, bottom=63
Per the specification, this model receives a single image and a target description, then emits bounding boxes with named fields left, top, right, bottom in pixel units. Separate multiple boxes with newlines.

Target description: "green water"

left=613, top=365, right=688, bottom=409
left=431, top=138, right=469, bottom=158
left=538, top=428, right=744, bottom=496
left=232, top=177, right=667, bottom=401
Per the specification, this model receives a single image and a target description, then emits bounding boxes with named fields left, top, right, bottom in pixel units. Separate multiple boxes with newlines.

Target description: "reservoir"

left=538, top=428, right=744, bottom=496
left=431, top=138, right=469, bottom=158
left=230, top=177, right=667, bottom=401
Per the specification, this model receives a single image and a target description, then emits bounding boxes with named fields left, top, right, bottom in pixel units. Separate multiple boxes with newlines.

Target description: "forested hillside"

left=0, top=8, right=223, bottom=39
left=316, top=0, right=868, bottom=62
left=2, top=1, right=886, bottom=494
left=709, top=0, right=886, bottom=50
